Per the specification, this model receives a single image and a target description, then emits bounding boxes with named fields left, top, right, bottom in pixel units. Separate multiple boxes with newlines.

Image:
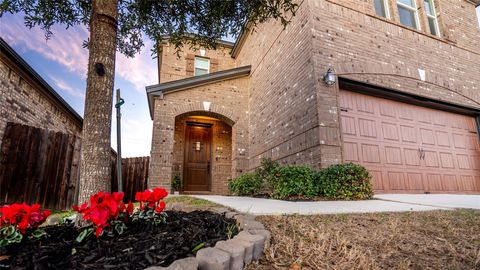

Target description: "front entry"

left=184, top=122, right=212, bottom=191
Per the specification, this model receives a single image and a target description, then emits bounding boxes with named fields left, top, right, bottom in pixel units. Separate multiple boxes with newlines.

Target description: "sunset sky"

left=1, top=8, right=480, bottom=157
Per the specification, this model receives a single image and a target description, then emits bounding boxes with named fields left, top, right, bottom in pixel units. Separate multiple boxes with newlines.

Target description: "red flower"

left=73, top=191, right=130, bottom=238
left=0, top=203, right=50, bottom=234
left=126, top=202, right=134, bottom=215
left=134, top=187, right=168, bottom=214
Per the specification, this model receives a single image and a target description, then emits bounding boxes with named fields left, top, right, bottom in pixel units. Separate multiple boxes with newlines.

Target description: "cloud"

left=111, top=117, right=152, bottom=157
left=115, top=40, right=158, bottom=92
left=1, top=14, right=89, bottom=77
left=50, top=76, right=85, bottom=100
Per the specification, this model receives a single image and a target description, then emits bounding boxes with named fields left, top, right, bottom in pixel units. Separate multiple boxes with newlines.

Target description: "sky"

left=1, top=8, right=480, bottom=157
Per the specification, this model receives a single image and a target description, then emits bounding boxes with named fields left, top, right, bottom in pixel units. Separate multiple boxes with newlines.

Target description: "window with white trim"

left=194, top=57, right=209, bottom=76
left=374, top=0, right=390, bottom=18
left=424, top=0, right=440, bottom=36
left=396, top=0, right=420, bottom=30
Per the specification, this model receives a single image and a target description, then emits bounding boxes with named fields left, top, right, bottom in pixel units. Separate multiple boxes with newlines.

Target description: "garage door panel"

left=340, top=90, right=480, bottom=194
left=381, top=122, right=399, bottom=141
left=406, top=173, right=424, bottom=190
left=341, top=116, right=356, bottom=135
left=425, top=174, right=443, bottom=191
left=442, top=175, right=459, bottom=191
left=436, top=131, right=451, bottom=147
left=344, top=142, right=359, bottom=162
left=370, top=170, right=385, bottom=191
left=400, top=125, right=417, bottom=143
left=388, top=172, right=406, bottom=190
left=404, top=148, right=421, bottom=166
left=358, top=118, right=377, bottom=138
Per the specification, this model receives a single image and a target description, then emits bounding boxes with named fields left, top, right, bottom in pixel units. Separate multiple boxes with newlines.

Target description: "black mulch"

left=0, top=210, right=238, bottom=270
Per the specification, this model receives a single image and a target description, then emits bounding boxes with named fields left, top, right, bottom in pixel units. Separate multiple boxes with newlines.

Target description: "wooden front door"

left=184, top=123, right=212, bottom=191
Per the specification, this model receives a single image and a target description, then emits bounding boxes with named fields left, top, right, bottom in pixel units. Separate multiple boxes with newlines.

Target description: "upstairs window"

left=397, top=0, right=420, bottom=29
left=424, top=0, right=440, bottom=36
left=194, top=57, right=209, bottom=76
left=374, top=0, right=390, bottom=18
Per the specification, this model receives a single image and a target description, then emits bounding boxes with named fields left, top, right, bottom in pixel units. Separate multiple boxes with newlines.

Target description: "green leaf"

left=192, top=242, right=205, bottom=253
left=30, top=229, right=47, bottom=239
left=76, top=228, right=94, bottom=243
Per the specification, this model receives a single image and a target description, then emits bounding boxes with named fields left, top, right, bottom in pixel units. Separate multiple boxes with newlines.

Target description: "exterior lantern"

left=323, top=68, right=336, bottom=86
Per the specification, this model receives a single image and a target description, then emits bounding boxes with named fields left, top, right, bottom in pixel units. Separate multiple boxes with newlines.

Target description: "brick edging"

left=145, top=207, right=271, bottom=270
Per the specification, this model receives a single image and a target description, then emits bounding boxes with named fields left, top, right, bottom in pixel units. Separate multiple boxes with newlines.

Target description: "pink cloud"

left=1, top=15, right=89, bottom=77
left=50, top=76, right=85, bottom=100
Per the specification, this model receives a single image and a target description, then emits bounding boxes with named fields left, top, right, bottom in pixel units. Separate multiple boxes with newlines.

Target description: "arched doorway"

left=173, top=112, right=233, bottom=194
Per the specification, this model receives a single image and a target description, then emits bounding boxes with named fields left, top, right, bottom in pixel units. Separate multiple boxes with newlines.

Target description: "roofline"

left=159, top=35, right=235, bottom=48
left=231, top=22, right=253, bottom=58
left=466, top=0, right=480, bottom=7
left=146, top=65, right=251, bottom=119
left=0, top=37, right=83, bottom=126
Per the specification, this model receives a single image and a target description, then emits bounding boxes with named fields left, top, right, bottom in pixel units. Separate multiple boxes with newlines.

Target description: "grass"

left=247, top=210, right=480, bottom=270
left=164, top=195, right=218, bottom=207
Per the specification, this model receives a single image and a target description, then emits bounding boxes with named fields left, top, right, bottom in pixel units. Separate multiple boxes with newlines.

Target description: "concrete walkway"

left=374, top=194, right=480, bottom=210
left=191, top=195, right=451, bottom=215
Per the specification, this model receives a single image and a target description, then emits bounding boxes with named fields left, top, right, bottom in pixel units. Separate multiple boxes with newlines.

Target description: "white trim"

left=396, top=0, right=421, bottom=30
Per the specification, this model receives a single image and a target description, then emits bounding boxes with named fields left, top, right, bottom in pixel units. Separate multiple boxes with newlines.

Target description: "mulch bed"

left=1, top=210, right=237, bottom=270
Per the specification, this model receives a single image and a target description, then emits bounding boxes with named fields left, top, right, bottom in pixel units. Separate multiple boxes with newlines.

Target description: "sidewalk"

left=191, top=195, right=450, bottom=215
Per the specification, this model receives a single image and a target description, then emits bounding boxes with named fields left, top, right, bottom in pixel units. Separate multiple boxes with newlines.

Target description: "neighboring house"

left=0, top=37, right=83, bottom=144
left=146, top=0, right=480, bottom=194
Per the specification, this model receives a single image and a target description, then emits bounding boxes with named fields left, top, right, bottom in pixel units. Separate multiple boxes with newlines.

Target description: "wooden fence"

left=0, top=123, right=150, bottom=210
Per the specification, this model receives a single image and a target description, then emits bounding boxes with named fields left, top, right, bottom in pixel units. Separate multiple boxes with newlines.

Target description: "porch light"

left=323, top=68, right=336, bottom=86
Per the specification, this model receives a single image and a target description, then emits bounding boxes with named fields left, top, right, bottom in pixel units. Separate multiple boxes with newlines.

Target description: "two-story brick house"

left=146, top=0, right=480, bottom=194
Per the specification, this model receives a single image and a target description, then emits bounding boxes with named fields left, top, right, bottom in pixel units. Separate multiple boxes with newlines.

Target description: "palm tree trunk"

left=77, top=0, right=118, bottom=207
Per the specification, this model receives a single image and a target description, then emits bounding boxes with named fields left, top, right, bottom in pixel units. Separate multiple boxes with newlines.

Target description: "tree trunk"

left=77, top=0, right=118, bottom=206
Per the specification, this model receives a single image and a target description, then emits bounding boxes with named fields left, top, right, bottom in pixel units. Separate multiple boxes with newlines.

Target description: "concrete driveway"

left=374, top=194, right=480, bottom=210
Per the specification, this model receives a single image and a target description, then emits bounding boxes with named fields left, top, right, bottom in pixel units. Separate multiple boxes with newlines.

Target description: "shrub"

left=270, top=165, right=317, bottom=199
left=227, top=173, right=263, bottom=196
left=255, top=158, right=280, bottom=193
left=0, top=203, right=51, bottom=247
left=172, top=175, right=182, bottom=191
left=317, top=163, right=373, bottom=200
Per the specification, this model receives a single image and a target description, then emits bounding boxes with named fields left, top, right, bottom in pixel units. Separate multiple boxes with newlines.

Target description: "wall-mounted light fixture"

left=323, top=68, right=336, bottom=86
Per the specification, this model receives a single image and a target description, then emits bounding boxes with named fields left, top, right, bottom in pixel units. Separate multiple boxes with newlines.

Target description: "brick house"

left=146, top=0, right=480, bottom=194
left=0, top=37, right=83, bottom=145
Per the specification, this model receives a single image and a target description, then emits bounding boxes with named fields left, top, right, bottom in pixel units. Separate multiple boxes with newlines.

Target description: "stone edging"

left=145, top=207, right=271, bottom=270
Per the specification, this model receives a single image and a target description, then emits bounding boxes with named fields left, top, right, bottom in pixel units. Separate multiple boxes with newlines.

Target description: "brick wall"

left=158, top=42, right=237, bottom=83
left=0, top=57, right=82, bottom=147
left=309, top=0, right=480, bottom=166
left=236, top=0, right=323, bottom=170
left=149, top=76, right=249, bottom=190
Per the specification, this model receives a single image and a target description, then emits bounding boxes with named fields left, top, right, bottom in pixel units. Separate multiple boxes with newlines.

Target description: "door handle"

left=418, top=148, right=426, bottom=160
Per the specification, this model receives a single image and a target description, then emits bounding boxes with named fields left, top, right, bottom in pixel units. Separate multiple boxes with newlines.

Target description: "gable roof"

left=0, top=37, right=83, bottom=126
left=145, top=65, right=251, bottom=119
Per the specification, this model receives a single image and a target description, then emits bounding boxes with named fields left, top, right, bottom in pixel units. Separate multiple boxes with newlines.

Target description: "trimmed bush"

left=227, top=173, right=263, bottom=196
left=317, top=163, right=373, bottom=200
left=255, top=158, right=279, bottom=193
left=270, top=165, right=317, bottom=199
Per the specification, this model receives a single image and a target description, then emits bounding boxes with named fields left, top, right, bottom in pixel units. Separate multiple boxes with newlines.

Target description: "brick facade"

left=148, top=0, right=480, bottom=193
left=0, top=44, right=82, bottom=147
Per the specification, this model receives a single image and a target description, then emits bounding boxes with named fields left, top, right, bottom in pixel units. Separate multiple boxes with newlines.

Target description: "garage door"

left=339, top=90, right=480, bottom=194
